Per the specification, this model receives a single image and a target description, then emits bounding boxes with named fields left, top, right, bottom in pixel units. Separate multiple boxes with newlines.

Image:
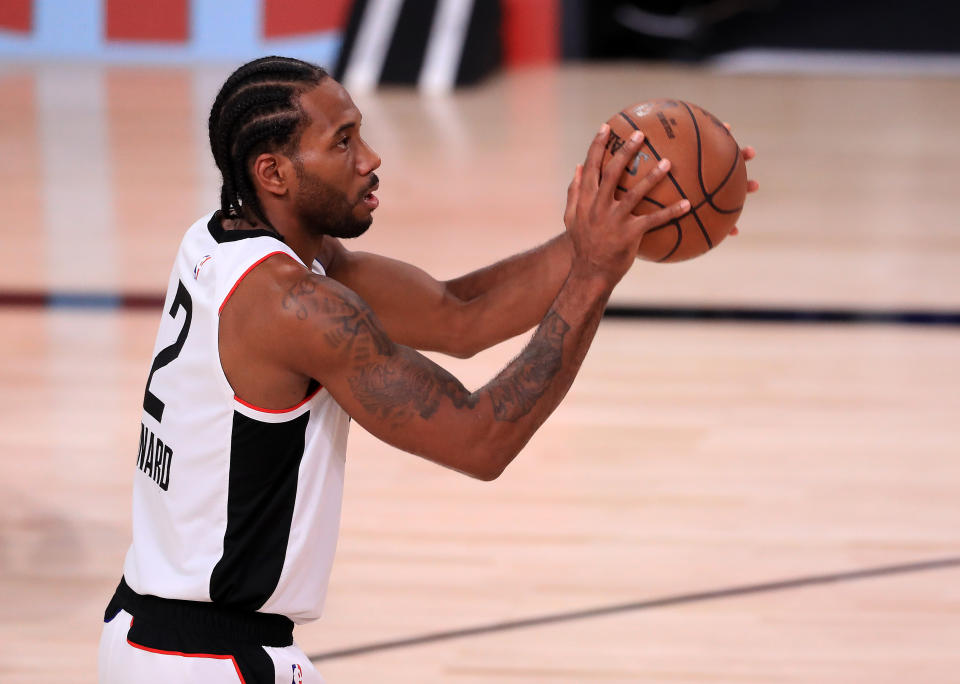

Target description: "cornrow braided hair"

left=208, top=56, right=329, bottom=228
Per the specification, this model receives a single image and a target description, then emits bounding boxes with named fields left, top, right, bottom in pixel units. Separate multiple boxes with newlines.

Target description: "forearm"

left=446, top=233, right=572, bottom=300
left=444, top=233, right=574, bottom=355
left=465, top=265, right=612, bottom=477
left=323, top=235, right=574, bottom=358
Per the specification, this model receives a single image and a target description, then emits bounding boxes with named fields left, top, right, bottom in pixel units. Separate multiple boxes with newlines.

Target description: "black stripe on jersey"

left=207, top=211, right=284, bottom=244
left=210, top=411, right=309, bottom=610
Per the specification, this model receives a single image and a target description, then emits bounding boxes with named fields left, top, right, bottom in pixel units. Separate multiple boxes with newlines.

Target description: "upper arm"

left=322, top=240, right=472, bottom=356
left=261, top=266, right=507, bottom=479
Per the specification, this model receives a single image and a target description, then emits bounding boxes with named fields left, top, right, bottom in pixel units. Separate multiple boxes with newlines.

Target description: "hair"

left=208, top=56, right=329, bottom=227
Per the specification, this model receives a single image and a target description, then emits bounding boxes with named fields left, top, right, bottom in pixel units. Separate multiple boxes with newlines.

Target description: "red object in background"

left=0, top=0, right=31, bottom=32
left=106, top=0, right=189, bottom=42
left=502, top=0, right=558, bottom=66
left=263, top=0, right=351, bottom=38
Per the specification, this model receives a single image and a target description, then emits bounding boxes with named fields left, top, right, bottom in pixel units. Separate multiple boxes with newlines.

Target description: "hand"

left=723, top=122, right=759, bottom=236
left=565, top=123, right=690, bottom=286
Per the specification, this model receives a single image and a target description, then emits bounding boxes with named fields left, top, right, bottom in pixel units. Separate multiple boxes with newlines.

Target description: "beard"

left=293, top=162, right=377, bottom=239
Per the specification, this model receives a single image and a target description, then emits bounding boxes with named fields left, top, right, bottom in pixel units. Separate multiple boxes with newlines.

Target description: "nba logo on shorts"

left=291, top=663, right=303, bottom=683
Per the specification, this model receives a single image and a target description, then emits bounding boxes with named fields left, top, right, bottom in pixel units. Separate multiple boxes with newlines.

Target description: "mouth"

left=361, top=182, right=379, bottom=211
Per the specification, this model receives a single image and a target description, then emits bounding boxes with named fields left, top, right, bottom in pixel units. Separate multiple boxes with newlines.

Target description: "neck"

left=275, top=225, right=326, bottom=268
left=221, top=210, right=325, bottom=267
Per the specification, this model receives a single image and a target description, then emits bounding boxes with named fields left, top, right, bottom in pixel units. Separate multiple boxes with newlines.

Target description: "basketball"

left=603, top=99, right=748, bottom=262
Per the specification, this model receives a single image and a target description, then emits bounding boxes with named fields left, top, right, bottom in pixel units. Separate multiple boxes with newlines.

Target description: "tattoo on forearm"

left=349, top=357, right=478, bottom=424
left=488, top=310, right=570, bottom=422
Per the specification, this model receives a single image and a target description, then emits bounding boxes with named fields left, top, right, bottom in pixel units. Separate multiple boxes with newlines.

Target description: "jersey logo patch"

left=291, top=663, right=303, bottom=683
left=193, top=255, right=212, bottom=279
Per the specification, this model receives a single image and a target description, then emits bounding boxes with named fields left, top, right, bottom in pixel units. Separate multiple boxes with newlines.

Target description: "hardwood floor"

left=0, top=61, right=957, bottom=683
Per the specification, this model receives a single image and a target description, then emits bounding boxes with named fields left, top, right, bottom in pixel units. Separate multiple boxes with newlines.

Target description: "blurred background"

left=1, top=1, right=959, bottom=682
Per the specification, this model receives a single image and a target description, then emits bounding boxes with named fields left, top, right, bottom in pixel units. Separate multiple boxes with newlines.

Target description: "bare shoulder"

left=221, top=253, right=313, bottom=324
left=221, top=251, right=395, bottom=378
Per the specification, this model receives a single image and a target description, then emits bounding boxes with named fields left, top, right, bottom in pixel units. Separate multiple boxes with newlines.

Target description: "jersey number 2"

left=143, top=280, right=193, bottom=423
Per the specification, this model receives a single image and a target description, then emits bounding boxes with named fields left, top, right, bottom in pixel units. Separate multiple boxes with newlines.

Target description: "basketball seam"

left=681, top=101, right=744, bottom=215
left=637, top=197, right=675, bottom=235
left=619, top=110, right=707, bottom=261
left=615, top=187, right=677, bottom=233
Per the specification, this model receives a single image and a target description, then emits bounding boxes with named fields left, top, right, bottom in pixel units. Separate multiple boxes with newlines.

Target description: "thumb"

left=564, top=164, right=583, bottom=226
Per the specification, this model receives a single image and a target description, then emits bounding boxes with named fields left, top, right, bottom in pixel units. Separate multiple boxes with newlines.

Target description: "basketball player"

left=99, top=57, right=755, bottom=683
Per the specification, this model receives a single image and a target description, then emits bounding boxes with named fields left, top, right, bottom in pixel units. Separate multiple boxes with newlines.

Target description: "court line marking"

left=308, top=556, right=960, bottom=662
left=709, top=49, right=960, bottom=77
left=602, top=304, right=960, bottom=326
left=1, top=291, right=959, bottom=326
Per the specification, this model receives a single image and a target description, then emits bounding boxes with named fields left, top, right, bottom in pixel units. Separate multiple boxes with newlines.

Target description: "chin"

left=329, top=217, right=372, bottom=240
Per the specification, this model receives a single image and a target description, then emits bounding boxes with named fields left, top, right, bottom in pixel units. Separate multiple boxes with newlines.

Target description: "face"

left=288, top=80, right=381, bottom=239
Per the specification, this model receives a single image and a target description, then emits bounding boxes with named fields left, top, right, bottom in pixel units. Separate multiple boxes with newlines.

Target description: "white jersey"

left=122, top=212, right=350, bottom=624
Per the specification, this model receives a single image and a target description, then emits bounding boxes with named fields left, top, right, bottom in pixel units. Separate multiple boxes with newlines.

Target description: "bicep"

left=280, top=276, right=498, bottom=477
left=325, top=246, right=467, bottom=352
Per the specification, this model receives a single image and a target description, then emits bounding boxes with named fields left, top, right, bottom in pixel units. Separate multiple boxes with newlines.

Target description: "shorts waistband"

left=106, top=577, right=294, bottom=647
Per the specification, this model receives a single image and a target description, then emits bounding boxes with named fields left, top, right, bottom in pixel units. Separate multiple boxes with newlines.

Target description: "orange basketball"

left=603, top=99, right=747, bottom=262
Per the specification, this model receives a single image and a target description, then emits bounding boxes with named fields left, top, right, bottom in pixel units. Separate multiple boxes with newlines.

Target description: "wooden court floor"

left=1, top=62, right=958, bottom=682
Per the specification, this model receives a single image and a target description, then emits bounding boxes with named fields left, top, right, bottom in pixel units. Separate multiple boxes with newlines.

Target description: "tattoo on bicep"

left=315, top=290, right=392, bottom=357
left=488, top=310, right=571, bottom=422
left=318, top=289, right=478, bottom=425
left=281, top=276, right=319, bottom=321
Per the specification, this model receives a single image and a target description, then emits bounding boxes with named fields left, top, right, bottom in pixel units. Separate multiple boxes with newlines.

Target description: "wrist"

left=564, top=262, right=616, bottom=305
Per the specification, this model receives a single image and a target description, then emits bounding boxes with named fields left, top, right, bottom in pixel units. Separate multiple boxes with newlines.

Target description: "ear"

left=250, top=152, right=293, bottom=198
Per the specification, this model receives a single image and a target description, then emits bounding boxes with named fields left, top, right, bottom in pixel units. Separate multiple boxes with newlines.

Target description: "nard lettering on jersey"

left=137, top=422, right=173, bottom=491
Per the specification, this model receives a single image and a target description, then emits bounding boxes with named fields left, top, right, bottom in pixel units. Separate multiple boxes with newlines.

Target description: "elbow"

left=466, top=443, right=519, bottom=481
left=442, top=319, right=483, bottom=359
left=446, top=339, right=483, bottom=360
left=438, top=297, right=486, bottom=359
left=473, top=463, right=505, bottom=482
left=435, top=408, right=527, bottom=481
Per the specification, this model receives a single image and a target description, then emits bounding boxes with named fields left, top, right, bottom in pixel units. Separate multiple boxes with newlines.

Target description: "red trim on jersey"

left=218, top=251, right=297, bottom=315
left=234, top=383, right=323, bottom=414
left=127, top=620, right=246, bottom=683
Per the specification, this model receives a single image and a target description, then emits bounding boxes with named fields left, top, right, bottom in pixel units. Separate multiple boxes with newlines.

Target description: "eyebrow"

left=331, top=121, right=357, bottom=138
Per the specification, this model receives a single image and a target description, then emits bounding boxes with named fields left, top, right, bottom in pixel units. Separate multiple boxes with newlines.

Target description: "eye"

left=336, top=135, right=350, bottom=149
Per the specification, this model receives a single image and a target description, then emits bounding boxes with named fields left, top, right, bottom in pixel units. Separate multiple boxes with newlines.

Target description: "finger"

left=631, top=198, right=690, bottom=236
left=566, top=164, right=582, bottom=201
left=741, top=145, right=756, bottom=161
left=564, top=164, right=582, bottom=224
left=729, top=226, right=740, bottom=236
left=617, top=158, right=673, bottom=216
left=747, top=179, right=759, bottom=193
left=580, top=123, right=610, bottom=195
left=598, top=129, right=644, bottom=203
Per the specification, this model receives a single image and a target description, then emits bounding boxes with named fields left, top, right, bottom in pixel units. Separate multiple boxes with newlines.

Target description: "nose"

left=357, top=137, right=381, bottom=176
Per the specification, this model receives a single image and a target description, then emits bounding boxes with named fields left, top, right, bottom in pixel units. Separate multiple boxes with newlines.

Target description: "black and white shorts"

left=98, top=579, right=323, bottom=684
